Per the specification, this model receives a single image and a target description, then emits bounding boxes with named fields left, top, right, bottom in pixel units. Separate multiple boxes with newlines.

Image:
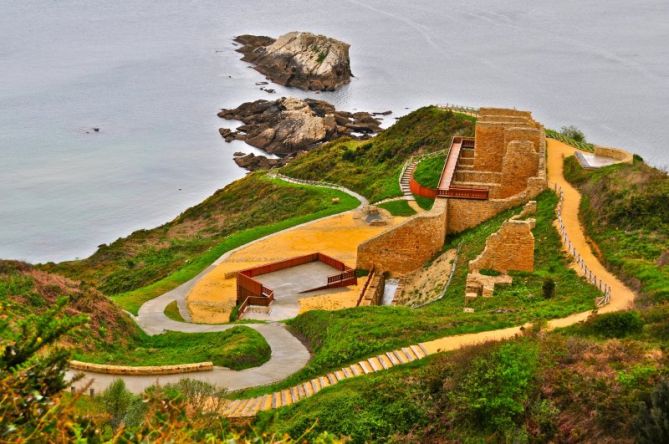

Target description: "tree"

left=635, top=380, right=669, bottom=443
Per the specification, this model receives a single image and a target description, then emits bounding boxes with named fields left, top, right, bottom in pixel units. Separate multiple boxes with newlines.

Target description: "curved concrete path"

left=68, top=174, right=369, bottom=394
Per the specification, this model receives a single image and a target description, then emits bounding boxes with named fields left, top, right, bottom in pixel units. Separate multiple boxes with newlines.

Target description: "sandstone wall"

left=473, top=122, right=507, bottom=172
left=357, top=199, right=447, bottom=275
left=498, top=140, right=540, bottom=198
left=469, top=202, right=537, bottom=273
left=69, top=360, right=214, bottom=376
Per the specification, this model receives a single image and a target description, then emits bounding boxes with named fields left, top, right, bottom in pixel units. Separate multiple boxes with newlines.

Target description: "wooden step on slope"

left=223, top=342, right=434, bottom=419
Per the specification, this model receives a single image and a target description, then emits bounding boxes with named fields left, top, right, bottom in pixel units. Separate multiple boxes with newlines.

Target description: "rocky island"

left=234, top=32, right=352, bottom=91
left=218, top=97, right=381, bottom=169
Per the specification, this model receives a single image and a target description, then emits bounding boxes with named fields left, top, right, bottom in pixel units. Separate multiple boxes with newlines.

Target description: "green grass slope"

left=75, top=326, right=271, bottom=370
left=281, top=107, right=475, bottom=202
left=42, top=174, right=358, bottom=313
left=234, top=191, right=599, bottom=398
left=564, top=156, right=669, bottom=303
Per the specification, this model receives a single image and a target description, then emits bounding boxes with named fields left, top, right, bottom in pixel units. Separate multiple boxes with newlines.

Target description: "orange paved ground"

left=187, top=211, right=403, bottom=323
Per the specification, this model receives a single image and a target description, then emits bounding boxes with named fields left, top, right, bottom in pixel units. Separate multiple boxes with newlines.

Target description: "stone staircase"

left=218, top=343, right=429, bottom=418
left=399, top=159, right=418, bottom=199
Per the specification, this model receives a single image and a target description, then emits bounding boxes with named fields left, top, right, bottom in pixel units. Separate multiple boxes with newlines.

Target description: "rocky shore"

left=219, top=97, right=382, bottom=170
left=234, top=32, right=352, bottom=91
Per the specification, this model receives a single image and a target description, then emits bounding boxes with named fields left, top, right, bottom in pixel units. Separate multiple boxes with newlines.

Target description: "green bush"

left=450, top=341, right=539, bottom=432
left=542, top=278, right=556, bottom=299
left=100, top=379, right=145, bottom=431
left=479, top=268, right=501, bottom=277
left=635, top=380, right=669, bottom=443
left=587, top=311, right=644, bottom=338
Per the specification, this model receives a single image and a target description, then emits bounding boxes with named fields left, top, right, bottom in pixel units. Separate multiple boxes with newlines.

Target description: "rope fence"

left=554, top=183, right=611, bottom=307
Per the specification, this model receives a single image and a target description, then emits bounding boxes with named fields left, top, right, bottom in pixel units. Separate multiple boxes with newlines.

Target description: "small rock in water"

left=255, top=81, right=269, bottom=86
left=373, top=110, right=392, bottom=116
left=93, top=127, right=100, bottom=132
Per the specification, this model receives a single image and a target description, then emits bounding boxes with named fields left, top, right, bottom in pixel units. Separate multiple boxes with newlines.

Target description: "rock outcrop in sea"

left=219, top=97, right=381, bottom=170
left=234, top=32, right=352, bottom=91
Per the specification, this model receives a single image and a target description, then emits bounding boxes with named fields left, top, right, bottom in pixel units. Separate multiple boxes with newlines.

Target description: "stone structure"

left=465, top=201, right=537, bottom=299
left=356, top=107, right=546, bottom=275
left=69, top=360, right=214, bottom=376
left=469, top=201, right=537, bottom=273
left=357, top=199, right=447, bottom=275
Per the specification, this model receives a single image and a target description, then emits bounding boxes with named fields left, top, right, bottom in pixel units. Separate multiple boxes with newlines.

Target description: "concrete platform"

left=245, top=261, right=340, bottom=321
left=575, top=151, right=620, bottom=169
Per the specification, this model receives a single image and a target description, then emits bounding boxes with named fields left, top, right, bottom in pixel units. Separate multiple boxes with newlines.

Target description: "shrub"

left=479, top=268, right=501, bottom=277
left=450, top=342, right=539, bottom=432
left=635, top=380, right=669, bottom=443
left=587, top=311, right=644, bottom=338
left=100, top=379, right=145, bottom=431
left=560, top=125, right=586, bottom=143
left=542, top=278, right=556, bottom=299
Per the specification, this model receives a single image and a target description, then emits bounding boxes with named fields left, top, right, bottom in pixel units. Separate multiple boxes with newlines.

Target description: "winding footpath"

left=70, top=143, right=636, bottom=416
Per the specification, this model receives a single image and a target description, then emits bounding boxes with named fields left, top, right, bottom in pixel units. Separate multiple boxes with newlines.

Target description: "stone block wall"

left=468, top=202, right=537, bottom=273
left=499, top=140, right=540, bottom=198
left=69, top=360, right=214, bottom=376
left=357, top=199, right=447, bottom=275
left=473, top=122, right=507, bottom=172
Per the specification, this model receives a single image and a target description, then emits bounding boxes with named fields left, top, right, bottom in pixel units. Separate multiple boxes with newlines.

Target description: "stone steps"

left=219, top=343, right=431, bottom=419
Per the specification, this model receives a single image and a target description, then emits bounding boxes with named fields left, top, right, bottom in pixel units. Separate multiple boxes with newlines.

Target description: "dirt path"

left=216, top=139, right=638, bottom=418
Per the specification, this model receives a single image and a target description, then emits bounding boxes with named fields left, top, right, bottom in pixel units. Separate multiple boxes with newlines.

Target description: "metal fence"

left=554, top=184, right=611, bottom=306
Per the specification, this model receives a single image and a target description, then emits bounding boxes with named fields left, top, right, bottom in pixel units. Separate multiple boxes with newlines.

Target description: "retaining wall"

left=69, top=360, right=214, bottom=376
left=357, top=199, right=447, bottom=275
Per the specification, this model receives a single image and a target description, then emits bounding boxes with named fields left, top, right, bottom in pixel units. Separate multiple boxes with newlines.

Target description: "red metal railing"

left=437, top=187, right=489, bottom=200
left=236, top=252, right=355, bottom=312
left=409, top=177, right=438, bottom=198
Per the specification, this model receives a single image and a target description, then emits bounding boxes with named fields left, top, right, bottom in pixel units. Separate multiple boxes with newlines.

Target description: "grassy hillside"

left=234, top=191, right=599, bottom=398
left=75, top=326, right=271, bottom=370
left=281, top=107, right=475, bottom=202
left=0, top=261, right=272, bottom=370
left=564, top=156, right=669, bottom=302
left=0, top=260, right=140, bottom=350
left=42, top=173, right=358, bottom=312
left=257, top=330, right=667, bottom=443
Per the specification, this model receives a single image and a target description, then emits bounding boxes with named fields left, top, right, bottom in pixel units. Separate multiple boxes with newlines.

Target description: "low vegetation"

left=76, top=327, right=271, bottom=370
left=43, top=174, right=358, bottom=313
left=564, top=156, right=669, bottom=303
left=234, top=191, right=599, bottom=398
left=258, top=332, right=668, bottom=443
left=0, top=260, right=140, bottom=350
left=164, top=300, right=185, bottom=322
left=546, top=126, right=595, bottom=152
left=377, top=200, right=416, bottom=217
left=0, top=304, right=339, bottom=442
left=412, top=153, right=445, bottom=189
left=282, top=107, right=475, bottom=202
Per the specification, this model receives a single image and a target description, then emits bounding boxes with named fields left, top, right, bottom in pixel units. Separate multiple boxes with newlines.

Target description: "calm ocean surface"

left=1, top=0, right=668, bottom=263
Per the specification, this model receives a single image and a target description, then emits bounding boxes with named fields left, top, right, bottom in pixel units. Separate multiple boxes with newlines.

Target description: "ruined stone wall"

left=473, top=122, right=507, bottom=172
left=468, top=202, right=537, bottom=273
left=498, top=140, right=540, bottom=198
left=454, top=170, right=502, bottom=184
left=478, top=108, right=534, bottom=120
left=357, top=199, right=447, bottom=275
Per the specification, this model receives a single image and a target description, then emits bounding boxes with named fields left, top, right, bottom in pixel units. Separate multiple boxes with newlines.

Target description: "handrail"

left=356, top=268, right=376, bottom=307
left=554, top=184, right=611, bottom=306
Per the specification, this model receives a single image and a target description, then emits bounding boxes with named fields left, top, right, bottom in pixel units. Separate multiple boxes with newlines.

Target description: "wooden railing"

left=237, top=252, right=356, bottom=313
left=437, top=187, right=489, bottom=200
left=554, top=184, right=611, bottom=306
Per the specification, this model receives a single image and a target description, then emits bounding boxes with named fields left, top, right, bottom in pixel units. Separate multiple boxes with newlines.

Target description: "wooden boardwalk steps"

left=217, top=340, right=435, bottom=419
